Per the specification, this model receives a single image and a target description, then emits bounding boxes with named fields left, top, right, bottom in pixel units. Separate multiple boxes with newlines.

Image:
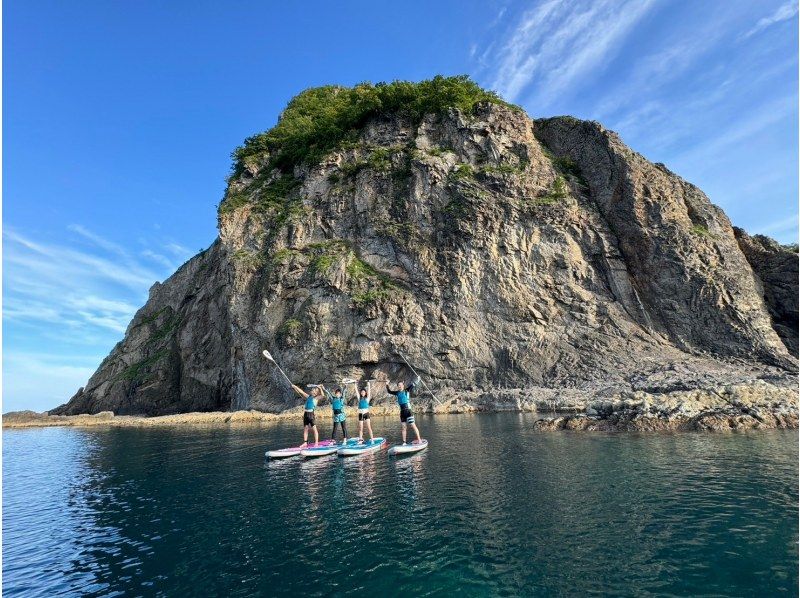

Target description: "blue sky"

left=4, top=0, right=798, bottom=412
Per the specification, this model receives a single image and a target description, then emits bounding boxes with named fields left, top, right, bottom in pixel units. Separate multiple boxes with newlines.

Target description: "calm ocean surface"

left=3, top=414, right=797, bottom=596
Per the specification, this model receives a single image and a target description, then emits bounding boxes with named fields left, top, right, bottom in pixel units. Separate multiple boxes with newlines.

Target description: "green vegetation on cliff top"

left=231, top=75, right=517, bottom=176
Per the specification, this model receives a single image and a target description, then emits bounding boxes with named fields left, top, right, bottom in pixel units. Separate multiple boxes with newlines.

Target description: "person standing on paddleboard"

left=357, top=380, right=375, bottom=443
left=325, top=386, right=349, bottom=444
left=290, top=382, right=322, bottom=447
left=386, top=378, right=422, bottom=444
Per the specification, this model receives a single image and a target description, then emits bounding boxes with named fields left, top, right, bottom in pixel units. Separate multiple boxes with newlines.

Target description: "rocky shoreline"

left=7, top=380, right=797, bottom=432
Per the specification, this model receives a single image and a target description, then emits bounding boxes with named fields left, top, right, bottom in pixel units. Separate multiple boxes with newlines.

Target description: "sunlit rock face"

left=51, top=92, right=797, bottom=416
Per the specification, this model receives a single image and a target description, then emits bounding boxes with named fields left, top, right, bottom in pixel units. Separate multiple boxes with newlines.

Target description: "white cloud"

left=486, top=0, right=656, bottom=104
left=66, top=295, right=138, bottom=314
left=667, top=94, right=797, bottom=169
left=489, top=6, right=507, bottom=28
left=593, top=28, right=724, bottom=121
left=753, top=213, right=799, bottom=237
left=3, top=225, right=199, bottom=410
left=165, top=242, right=191, bottom=258
left=742, top=0, right=798, bottom=39
left=3, top=352, right=100, bottom=413
left=3, top=304, right=63, bottom=323
left=604, top=52, right=797, bottom=162
left=142, top=249, right=178, bottom=270
left=68, top=223, right=128, bottom=257
left=2, top=226, right=185, bottom=340
left=5, top=229, right=160, bottom=290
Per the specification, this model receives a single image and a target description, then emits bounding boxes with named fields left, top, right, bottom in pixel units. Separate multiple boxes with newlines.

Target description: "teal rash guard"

left=358, top=395, right=369, bottom=410
left=304, top=395, right=316, bottom=411
left=326, top=389, right=347, bottom=423
left=387, top=382, right=416, bottom=406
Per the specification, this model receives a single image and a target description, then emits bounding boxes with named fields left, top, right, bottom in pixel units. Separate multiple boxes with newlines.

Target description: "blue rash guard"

left=358, top=395, right=370, bottom=410
left=387, top=382, right=416, bottom=406
left=326, top=389, right=347, bottom=422
left=304, top=395, right=316, bottom=411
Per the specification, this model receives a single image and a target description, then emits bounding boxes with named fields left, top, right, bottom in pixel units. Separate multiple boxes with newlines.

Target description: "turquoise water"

left=3, top=415, right=797, bottom=596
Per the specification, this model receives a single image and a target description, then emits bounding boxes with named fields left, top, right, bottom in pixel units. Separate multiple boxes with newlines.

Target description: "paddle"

left=339, top=378, right=359, bottom=407
left=397, top=350, right=442, bottom=406
left=261, top=349, right=295, bottom=388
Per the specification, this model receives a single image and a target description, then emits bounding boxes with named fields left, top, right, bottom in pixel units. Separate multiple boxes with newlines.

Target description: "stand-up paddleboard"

left=266, top=440, right=335, bottom=459
left=388, top=439, right=428, bottom=456
left=338, top=437, right=386, bottom=456
left=301, top=438, right=361, bottom=458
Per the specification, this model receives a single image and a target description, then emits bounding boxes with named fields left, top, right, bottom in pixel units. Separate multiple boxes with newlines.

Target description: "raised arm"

left=366, top=381, right=372, bottom=403
left=290, top=383, right=307, bottom=398
left=386, top=382, right=399, bottom=396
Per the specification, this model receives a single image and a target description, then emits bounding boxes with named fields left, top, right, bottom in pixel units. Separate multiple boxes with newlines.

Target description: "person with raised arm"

left=356, top=380, right=375, bottom=443
left=290, top=382, right=323, bottom=447
left=324, top=386, right=349, bottom=444
left=386, top=377, right=422, bottom=445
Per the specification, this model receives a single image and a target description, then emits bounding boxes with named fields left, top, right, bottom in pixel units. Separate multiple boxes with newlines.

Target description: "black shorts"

left=303, top=411, right=316, bottom=427
left=358, top=412, right=370, bottom=421
left=400, top=405, right=414, bottom=424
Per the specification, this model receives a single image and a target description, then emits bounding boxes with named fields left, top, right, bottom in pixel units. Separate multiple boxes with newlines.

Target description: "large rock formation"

left=51, top=78, right=798, bottom=417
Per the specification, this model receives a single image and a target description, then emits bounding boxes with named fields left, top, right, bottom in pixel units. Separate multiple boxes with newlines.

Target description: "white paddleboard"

left=301, top=438, right=360, bottom=458
left=267, top=440, right=335, bottom=459
left=338, top=437, right=386, bottom=456
left=388, top=439, right=428, bottom=456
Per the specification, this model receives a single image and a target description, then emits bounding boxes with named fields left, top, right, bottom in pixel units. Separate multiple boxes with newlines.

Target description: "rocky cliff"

left=51, top=77, right=798, bottom=417
left=733, top=228, right=799, bottom=356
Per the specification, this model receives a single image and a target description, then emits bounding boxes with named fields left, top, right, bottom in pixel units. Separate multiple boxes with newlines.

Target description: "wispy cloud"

left=604, top=55, right=797, bottom=156
left=68, top=223, right=128, bottom=257
left=667, top=93, right=797, bottom=169
left=4, top=227, right=184, bottom=337
left=753, top=213, right=799, bottom=237
left=165, top=242, right=192, bottom=259
left=142, top=249, right=179, bottom=270
left=3, top=352, right=100, bottom=411
left=4, top=225, right=209, bottom=410
left=593, top=24, right=726, bottom=122
left=742, top=0, right=798, bottom=39
left=5, top=229, right=160, bottom=291
left=486, top=0, right=657, bottom=104
left=489, top=5, right=507, bottom=28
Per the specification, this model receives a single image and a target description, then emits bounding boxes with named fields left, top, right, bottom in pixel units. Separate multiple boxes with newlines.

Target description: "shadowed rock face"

left=51, top=104, right=797, bottom=416
left=733, top=227, right=799, bottom=356
left=55, top=241, right=236, bottom=416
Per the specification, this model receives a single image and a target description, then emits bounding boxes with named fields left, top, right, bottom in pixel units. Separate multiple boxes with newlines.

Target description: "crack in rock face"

left=49, top=82, right=798, bottom=418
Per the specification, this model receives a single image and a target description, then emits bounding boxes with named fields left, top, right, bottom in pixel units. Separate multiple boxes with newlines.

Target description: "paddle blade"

left=341, top=378, right=357, bottom=384
left=261, top=349, right=275, bottom=362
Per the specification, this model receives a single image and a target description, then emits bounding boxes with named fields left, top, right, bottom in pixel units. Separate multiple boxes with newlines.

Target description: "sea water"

left=3, top=414, right=797, bottom=596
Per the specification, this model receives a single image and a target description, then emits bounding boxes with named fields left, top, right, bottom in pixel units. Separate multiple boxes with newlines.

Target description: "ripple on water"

left=2, top=419, right=798, bottom=596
